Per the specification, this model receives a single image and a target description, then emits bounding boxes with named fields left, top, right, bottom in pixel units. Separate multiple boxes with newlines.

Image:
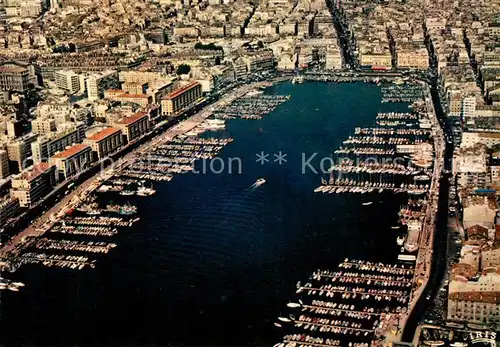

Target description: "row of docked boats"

left=328, top=162, right=425, bottom=176
left=375, top=112, right=418, bottom=120
left=121, top=136, right=234, bottom=181
left=274, top=259, right=414, bottom=346
left=354, top=127, right=427, bottom=136
left=18, top=252, right=95, bottom=270
left=12, top=188, right=143, bottom=272
left=213, top=93, right=289, bottom=121
left=33, top=238, right=117, bottom=254
left=317, top=99, right=434, bottom=200
left=50, top=224, right=118, bottom=237
left=381, top=84, right=425, bottom=103
left=314, top=182, right=428, bottom=195
left=343, top=136, right=417, bottom=145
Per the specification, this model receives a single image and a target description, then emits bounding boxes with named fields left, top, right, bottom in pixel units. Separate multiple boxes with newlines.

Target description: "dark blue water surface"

left=1, top=82, right=410, bottom=346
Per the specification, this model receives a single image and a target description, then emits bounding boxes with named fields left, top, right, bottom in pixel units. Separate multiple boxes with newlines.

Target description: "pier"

left=277, top=82, right=443, bottom=346
left=0, top=79, right=279, bottom=271
left=274, top=260, right=414, bottom=347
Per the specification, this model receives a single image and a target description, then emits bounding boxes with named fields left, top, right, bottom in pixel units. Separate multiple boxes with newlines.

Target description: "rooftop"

left=449, top=291, right=500, bottom=304
left=51, top=144, right=90, bottom=159
left=117, top=94, right=149, bottom=99
left=86, top=127, right=121, bottom=142
left=166, top=82, right=201, bottom=100
left=16, top=163, right=54, bottom=182
left=0, top=66, right=27, bottom=74
left=115, top=112, right=148, bottom=126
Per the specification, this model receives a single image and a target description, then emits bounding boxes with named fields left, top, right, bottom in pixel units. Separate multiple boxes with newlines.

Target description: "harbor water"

left=2, top=82, right=412, bottom=346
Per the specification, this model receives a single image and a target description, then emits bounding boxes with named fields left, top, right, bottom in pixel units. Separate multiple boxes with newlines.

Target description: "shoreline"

left=0, top=74, right=445, bottom=346
left=0, top=78, right=283, bottom=263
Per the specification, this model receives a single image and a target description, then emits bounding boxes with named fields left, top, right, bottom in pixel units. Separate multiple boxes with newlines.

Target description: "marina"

left=213, top=93, right=290, bottom=120
left=5, top=205, right=140, bottom=271
left=284, top=82, right=439, bottom=346
left=274, top=259, right=414, bottom=347
left=0, top=82, right=436, bottom=346
left=316, top=98, right=434, bottom=196
left=381, top=84, right=425, bottom=103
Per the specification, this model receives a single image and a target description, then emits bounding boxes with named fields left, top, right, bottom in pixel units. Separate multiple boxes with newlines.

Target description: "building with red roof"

left=49, top=144, right=92, bottom=180
left=113, top=112, right=150, bottom=143
left=161, top=81, right=202, bottom=116
left=84, top=127, right=123, bottom=160
left=104, top=89, right=152, bottom=107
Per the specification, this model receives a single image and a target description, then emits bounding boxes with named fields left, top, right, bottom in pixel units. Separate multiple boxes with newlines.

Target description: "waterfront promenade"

left=0, top=80, right=276, bottom=263
left=383, top=86, right=445, bottom=345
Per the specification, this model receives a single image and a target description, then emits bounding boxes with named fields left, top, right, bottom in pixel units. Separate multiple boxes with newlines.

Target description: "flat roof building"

left=114, top=112, right=150, bottom=143
left=0, top=62, right=31, bottom=91
left=161, top=81, right=202, bottom=116
left=86, top=70, right=120, bottom=101
left=84, top=127, right=123, bottom=160
left=55, top=70, right=81, bottom=94
left=49, top=144, right=92, bottom=180
left=10, top=163, right=57, bottom=208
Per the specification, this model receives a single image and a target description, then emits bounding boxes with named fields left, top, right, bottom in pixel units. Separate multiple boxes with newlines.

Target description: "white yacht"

left=251, top=178, right=266, bottom=188
left=200, top=119, right=226, bottom=131
left=137, top=185, right=156, bottom=196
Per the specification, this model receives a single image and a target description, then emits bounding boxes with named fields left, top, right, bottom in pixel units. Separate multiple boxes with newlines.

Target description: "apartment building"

left=86, top=71, right=120, bottom=101
left=31, top=118, right=56, bottom=134
left=448, top=288, right=500, bottom=325
left=397, top=49, right=429, bottom=70
left=55, top=70, right=81, bottom=94
left=360, top=53, right=392, bottom=68
left=84, top=127, right=123, bottom=160
left=113, top=112, right=150, bottom=143
left=0, top=62, right=31, bottom=91
left=0, top=197, right=20, bottom=225
left=31, top=123, right=86, bottom=163
left=161, top=82, right=202, bottom=116
left=10, top=163, right=57, bottom=208
left=0, top=150, right=10, bottom=179
left=49, top=144, right=92, bottom=180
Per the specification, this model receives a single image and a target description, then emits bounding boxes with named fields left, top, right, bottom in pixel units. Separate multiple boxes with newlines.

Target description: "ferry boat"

left=362, top=201, right=373, bottom=206
left=246, top=89, right=264, bottom=97
left=185, top=130, right=202, bottom=136
left=97, top=185, right=112, bottom=193
left=404, top=220, right=421, bottom=253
